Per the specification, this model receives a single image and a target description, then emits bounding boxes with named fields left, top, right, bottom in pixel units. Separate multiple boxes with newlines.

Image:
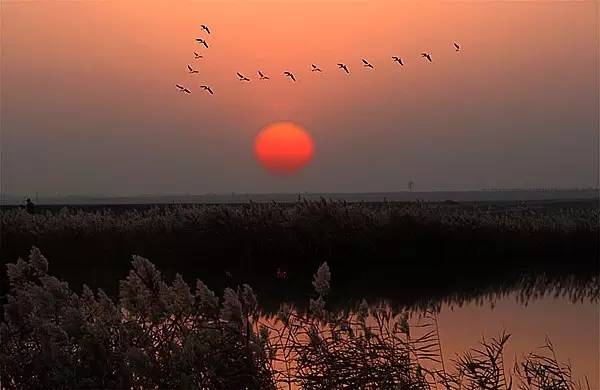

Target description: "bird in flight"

left=195, top=38, right=208, bottom=48
left=176, top=84, right=191, bottom=94
left=193, top=52, right=203, bottom=59
left=362, top=59, right=374, bottom=69
left=311, top=64, right=322, bottom=72
left=201, top=25, right=211, bottom=34
left=200, top=85, right=214, bottom=95
left=187, top=64, right=199, bottom=74
left=392, top=56, right=404, bottom=66
left=337, top=63, right=350, bottom=73
left=258, top=71, right=269, bottom=80
left=237, top=72, right=250, bottom=81
left=421, top=52, right=432, bottom=62
left=284, top=71, right=296, bottom=82
left=454, top=42, right=460, bottom=51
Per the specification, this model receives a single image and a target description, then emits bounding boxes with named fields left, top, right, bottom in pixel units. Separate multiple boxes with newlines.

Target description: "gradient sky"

left=1, top=1, right=598, bottom=195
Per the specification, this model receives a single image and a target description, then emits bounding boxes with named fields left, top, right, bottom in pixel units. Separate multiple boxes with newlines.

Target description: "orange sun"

left=254, top=122, right=315, bottom=175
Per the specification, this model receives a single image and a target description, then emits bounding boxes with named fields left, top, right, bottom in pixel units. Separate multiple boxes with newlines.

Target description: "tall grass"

left=0, top=248, right=591, bottom=390
left=1, top=200, right=598, bottom=308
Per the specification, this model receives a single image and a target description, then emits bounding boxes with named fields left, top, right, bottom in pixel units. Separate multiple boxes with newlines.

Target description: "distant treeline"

left=1, top=188, right=598, bottom=206
left=1, top=200, right=598, bottom=308
left=481, top=187, right=599, bottom=192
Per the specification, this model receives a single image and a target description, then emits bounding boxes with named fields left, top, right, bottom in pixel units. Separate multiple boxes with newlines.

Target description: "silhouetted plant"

left=0, top=248, right=591, bottom=389
left=0, top=247, right=275, bottom=389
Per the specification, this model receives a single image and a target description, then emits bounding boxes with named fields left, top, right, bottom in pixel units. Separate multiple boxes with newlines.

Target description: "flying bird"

left=201, top=24, right=211, bottom=34
left=362, top=59, right=374, bottom=68
left=454, top=42, right=460, bottom=51
left=200, top=85, right=214, bottom=95
left=258, top=71, right=269, bottom=80
left=392, top=56, right=404, bottom=66
left=195, top=38, right=208, bottom=48
left=237, top=72, right=250, bottom=81
left=337, top=63, right=349, bottom=73
left=421, top=52, right=432, bottom=62
left=176, top=84, right=191, bottom=94
left=194, top=52, right=203, bottom=59
left=187, top=64, right=199, bottom=74
left=284, top=71, right=296, bottom=82
left=311, top=64, right=322, bottom=72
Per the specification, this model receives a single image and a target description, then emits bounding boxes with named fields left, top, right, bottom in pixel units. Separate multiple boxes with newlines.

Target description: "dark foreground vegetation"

left=1, top=200, right=598, bottom=309
left=0, top=248, right=594, bottom=390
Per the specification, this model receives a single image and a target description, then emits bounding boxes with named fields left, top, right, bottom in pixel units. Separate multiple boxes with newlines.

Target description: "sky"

left=1, top=0, right=598, bottom=195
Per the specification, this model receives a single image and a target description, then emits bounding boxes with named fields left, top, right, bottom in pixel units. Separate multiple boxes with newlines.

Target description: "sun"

left=254, top=122, right=315, bottom=175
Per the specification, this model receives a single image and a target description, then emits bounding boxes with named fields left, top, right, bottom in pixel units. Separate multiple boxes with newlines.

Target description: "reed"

left=0, top=248, right=591, bottom=389
left=1, top=200, right=597, bottom=309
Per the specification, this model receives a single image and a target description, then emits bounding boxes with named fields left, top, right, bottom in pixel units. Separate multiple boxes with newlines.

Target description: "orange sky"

left=1, top=0, right=598, bottom=194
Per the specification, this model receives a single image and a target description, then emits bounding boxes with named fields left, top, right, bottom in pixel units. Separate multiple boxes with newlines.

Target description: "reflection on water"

left=259, top=294, right=598, bottom=389
left=436, top=294, right=598, bottom=389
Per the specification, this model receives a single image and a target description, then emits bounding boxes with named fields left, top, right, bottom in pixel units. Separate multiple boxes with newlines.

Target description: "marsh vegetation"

left=0, top=249, right=594, bottom=389
left=1, top=200, right=597, bottom=309
left=1, top=200, right=597, bottom=388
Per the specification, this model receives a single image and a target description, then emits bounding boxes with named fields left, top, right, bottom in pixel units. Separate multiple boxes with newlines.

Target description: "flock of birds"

left=176, top=24, right=461, bottom=96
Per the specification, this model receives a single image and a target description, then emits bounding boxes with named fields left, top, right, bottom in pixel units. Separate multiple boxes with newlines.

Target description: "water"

left=1, top=200, right=596, bottom=387
left=435, top=294, right=598, bottom=388
left=261, top=294, right=598, bottom=389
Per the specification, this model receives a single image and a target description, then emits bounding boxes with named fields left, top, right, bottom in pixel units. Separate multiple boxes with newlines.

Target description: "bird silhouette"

left=284, top=71, right=296, bottom=82
left=187, top=64, right=199, bottom=74
left=201, top=25, right=211, bottom=34
left=421, top=52, right=432, bottom=62
left=195, top=38, right=208, bottom=48
left=454, top=42, right=460, bottom=51
left=311, top=64, right=322, bottom=72
left=392, top=56, right=404, bottom=66
left=200, top=85, right=214, bottom=94
left=362, top=59, right=374, bottom=68
left=176, top=84, right=191, bottom=94
left=258, top=71, right=269, bottom=80
left=337, top=63, right=350, bottom=73
left=194, top=52, right=203, bottom=59
left=237, top=72, right=250, bottom=81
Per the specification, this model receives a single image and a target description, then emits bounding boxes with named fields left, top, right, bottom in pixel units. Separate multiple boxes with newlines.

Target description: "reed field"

left=0, top=249, right=594, bottom=390
left=1, top=200, right=597, bottom=309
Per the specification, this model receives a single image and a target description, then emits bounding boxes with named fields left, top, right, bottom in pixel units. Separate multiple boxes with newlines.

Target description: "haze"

left=1, top=1, right=598, bottom=196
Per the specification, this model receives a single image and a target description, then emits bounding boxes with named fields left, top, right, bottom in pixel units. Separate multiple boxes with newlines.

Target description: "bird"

left=283, top=71, right=296, bottom=82
left=200, top=85, right=214, bottom=95
left=193, top=52, right=203, bottom=59
left=421, top=52, right=432, bottom=62
left=337, top=63, right=350, bottom=73
left=176, top=84, right=191, bottom=94
left=195, top=38, right=208, bottom=48
left=258, top=71, right=269, bottom=80
left=392, top=56, right=404, bottom=66
left=201, top=24, right=211, bottom=34
left=311, top=64, right=322, bottom=72
left=187, top=64, right=199, bottom=74
left=454, top=42, right=460, bottom=51
left=237, top=72, right=250, bottom=81
left=362, top=59, right=374, bottom=68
